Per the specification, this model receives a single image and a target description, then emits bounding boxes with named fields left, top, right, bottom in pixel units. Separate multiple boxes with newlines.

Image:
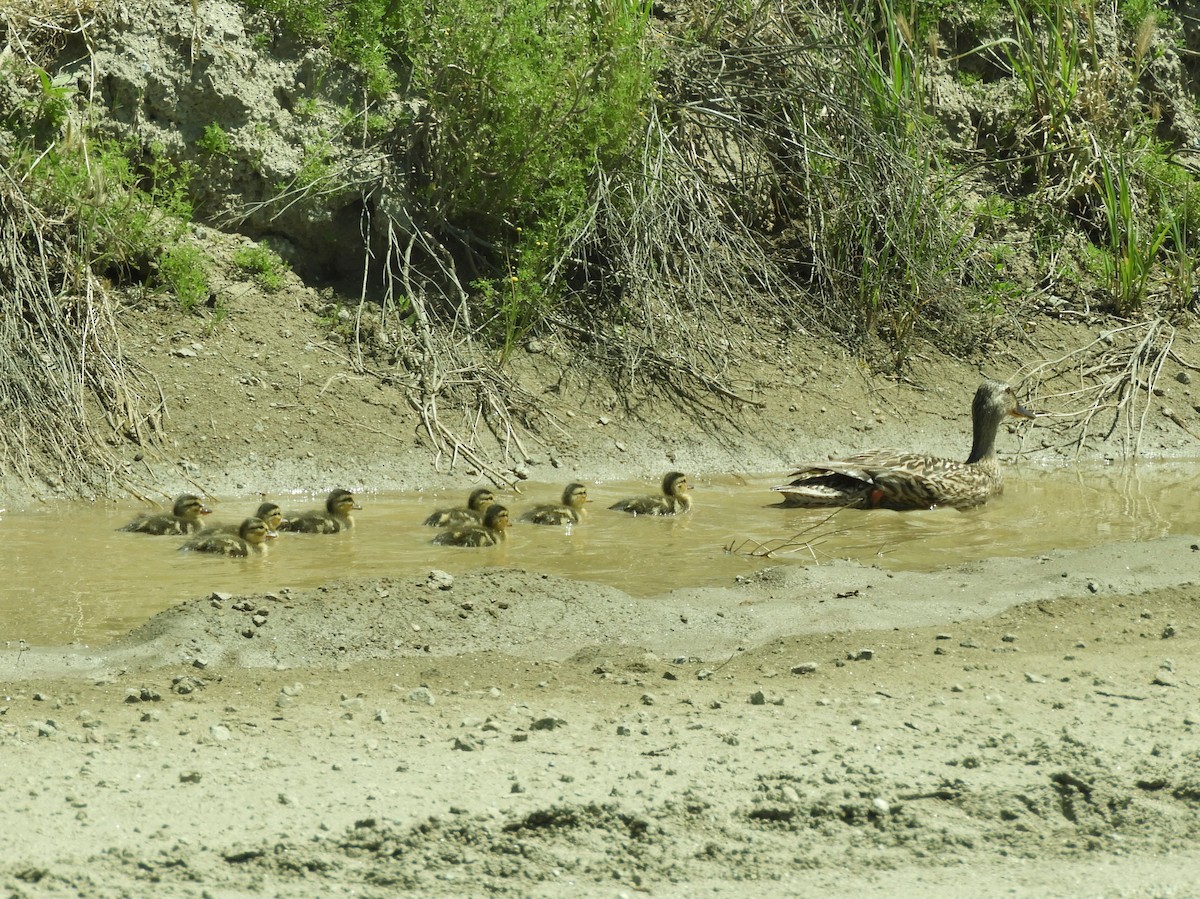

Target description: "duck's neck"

left=669, top=493, right=693, bottom=513
left=965, top=413, right=1002, bottom=465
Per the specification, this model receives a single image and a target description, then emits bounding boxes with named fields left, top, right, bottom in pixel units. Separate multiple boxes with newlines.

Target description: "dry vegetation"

left=2, top=0, right=1199, bottom=496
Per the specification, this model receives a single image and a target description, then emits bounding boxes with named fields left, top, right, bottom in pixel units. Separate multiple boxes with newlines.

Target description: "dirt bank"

left=4, top=232, right=1200, bottom=896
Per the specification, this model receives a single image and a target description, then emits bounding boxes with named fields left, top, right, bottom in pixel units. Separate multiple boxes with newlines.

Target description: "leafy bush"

left=241, top=0, right=652, bottom=345
left=232, top=245, right=288, bottom=292
left=159, top=244, right=211, bottom=309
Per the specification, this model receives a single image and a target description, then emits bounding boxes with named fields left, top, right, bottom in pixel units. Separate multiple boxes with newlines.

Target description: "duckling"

left=119, top=494, right=211, bottom=534
left=431, top=504, right=510, bottom=547
left=199, top=502, right=286, bottom=536
left=180, top=516, right=274, bottom=556
left=279, top=488, right=361, bottom=533
left=609, top=472, right=692, bottom=516
left=423, top=487, right=496, bottom=527
left=521, top=482, right=589, bottom=525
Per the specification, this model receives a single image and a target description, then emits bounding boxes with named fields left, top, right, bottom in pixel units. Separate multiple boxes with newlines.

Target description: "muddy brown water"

left=2, top=465, right=1197, bottom=647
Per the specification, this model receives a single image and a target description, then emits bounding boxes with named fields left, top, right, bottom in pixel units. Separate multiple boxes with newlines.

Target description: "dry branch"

left=1014, top=318, right=1181, bottom=457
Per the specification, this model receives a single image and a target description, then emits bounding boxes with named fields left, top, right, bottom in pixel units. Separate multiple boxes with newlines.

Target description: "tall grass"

left=1094, top=147, right=1169, bottom=311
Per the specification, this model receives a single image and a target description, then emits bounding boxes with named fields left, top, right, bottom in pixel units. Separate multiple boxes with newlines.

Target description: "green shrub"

left=239, top=0, right=652, bottom=347
left=232, top=245, right=288, bottom=291
left=159, top=244, right=211, bottom=310
left=197, top=122, right=234, bottom=157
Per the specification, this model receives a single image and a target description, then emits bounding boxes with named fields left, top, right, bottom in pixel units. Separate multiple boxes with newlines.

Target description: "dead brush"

left=1011, top=318, right=1195, bottom=457
left=0, top=7, right=166, bottom=497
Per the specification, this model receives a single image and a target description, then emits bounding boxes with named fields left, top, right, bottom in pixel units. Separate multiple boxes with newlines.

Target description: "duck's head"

left=468, top=487, right=497, bottom=512
left=975, top=380, right=1036, bottom=424
left=967, top=381, right=1036, bottom=464
left=482, top=504, right=511, bottom=534
left=326, top=489, right=362, bottom=516
left=238, top=517, right=275, bottom=546
left=561, top=482, right=589, bottom=508
left=254, top=502, right=286, bottom=531
left=662, top=472, right=690, bottom=498
left=174, top=494, right=212, bottom=522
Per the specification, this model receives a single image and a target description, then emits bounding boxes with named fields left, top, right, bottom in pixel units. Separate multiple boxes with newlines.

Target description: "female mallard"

left=521, top=482, right=589, bottom=525
left=200, top=502, right=287, bottom=536
left=423, top=487, right=496, bottom=527
left=773, top=380, right=1035, bottom=511
left=432, top=504, right=510, bottom=547
left=609, top=472, right=692, bottom=516
left=181, top=517, right=274, bottom=556
left=119, top=494, right=211, bottom=535
left=279, top=489, right=361, bottom=533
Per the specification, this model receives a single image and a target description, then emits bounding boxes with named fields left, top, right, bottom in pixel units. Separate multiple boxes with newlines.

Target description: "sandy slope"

left=3, top=231, right=1200, bottom=896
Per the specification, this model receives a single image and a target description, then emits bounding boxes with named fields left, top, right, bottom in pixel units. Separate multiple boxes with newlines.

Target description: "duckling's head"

left=561, top=483, right=589, bottom=508
left=174, top=494, right=212, bottom=521
left=253, top=502, right=285, bottom=531
left=238, top=517, right=274, bottom=546
left=662, top=472, right=689, bottom=498
left=482, top=504, right=511, bottom=534
left=326, top=489, right=361, bottom=516
left=468, top=487, right=497, bottom=512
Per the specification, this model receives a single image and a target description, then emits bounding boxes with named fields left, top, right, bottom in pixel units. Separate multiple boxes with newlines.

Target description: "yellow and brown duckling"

left=773, top=380, right=1036, bottom=511
left=431, top=504, right=510, bottom=547
left=423, top=487, right=496, bottom=527
left=180, top=516, right=274, bottom=556
left=200, top=502, right=286, bottom=536
left=119, top=493, right=211, bottom=535
left=279, top=488, right=361, bottom=534
left=521, top=482, right=589, bottom=526
left=610, top=472, right=692, bottom=516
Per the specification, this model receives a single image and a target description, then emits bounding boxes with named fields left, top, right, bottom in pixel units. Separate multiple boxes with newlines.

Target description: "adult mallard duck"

left=423, top=487, right=496, bottom=527
left=773, top=380, right=1035, bottom=511
left=181, top=517, right=274, bottom=556
left=119, top=494, right=211, bottom=535
left=199, top=502, right=287, bottom=536
left=279, top=489, right=361, bottom=533
left=432, top=504, right=510, bottom=547
left=521, top=482, right=589, bottom=525
left=609, top=472, right=692, bottom=516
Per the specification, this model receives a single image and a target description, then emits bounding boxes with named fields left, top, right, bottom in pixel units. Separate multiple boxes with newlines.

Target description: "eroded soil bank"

left=4, top=206, right=1200, bottom=899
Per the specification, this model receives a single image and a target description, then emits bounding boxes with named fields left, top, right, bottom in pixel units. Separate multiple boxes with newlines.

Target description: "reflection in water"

left=1, top=464, right=1197, bottom=646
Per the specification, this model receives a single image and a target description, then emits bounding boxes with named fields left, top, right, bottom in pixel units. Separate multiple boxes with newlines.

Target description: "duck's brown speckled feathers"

left=609, top=472, right=692, bottom=516
left=432, top=504, right=510, bottom=547
left=423, top=488, right=496, bottom=527
left=521, top=483, right=589, bottom=525
left=773, top=380, right=1035, bottom=511
left=180, top=517, right=274, bottom=556
left=279, top=489, right=361, bottom=533
left=119, top=494, right=211, bottom=535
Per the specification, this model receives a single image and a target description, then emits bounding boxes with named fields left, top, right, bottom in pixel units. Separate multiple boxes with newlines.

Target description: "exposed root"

left=1013, top=318, right=1180, bottom=457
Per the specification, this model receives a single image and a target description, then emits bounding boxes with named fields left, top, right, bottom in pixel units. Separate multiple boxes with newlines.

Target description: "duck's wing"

left=609, top=495, right=669, bottom=515
left=181, top=533, right=246, bottom=555
left=424, top=506, right=480, bottom=527
left=774, top=453, right=947, bottom=509
left=432, top=525, right=494, bottom=546
left=279, top=512, right=339, bottom=533
left=521, top=505, right=577, bottom=525
left=119, top=513, right=184, bottom=535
